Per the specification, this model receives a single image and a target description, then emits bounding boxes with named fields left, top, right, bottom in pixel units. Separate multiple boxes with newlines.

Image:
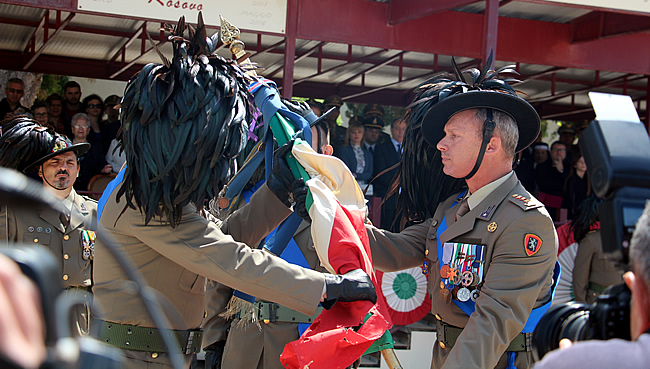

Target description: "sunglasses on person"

left=7, top=88, right=24, bottom=94
left=87, top=104, right=102, bottom=109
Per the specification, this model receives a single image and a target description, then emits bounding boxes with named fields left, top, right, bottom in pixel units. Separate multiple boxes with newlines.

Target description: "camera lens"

left=532, top=302, right=592, bottom=360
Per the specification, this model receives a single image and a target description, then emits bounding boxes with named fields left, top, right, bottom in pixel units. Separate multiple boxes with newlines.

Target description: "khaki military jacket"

left=219, top=221, right=324, bottom=369
left=572, top=231, right=624, bottom=304
left=366, top=173, right=558, bottom=369
left=94, top=183, right=325, bottom=336
left=0, top=189, right=97, bottom=288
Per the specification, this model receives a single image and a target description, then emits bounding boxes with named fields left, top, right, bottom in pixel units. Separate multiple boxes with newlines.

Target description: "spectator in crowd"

left=570, top=197, right=622, bottom=304
left=362, top=116, right=384, bottom=154
left=557, top=125, right=576, bottom=147
left=516, top=141, right=549, bottom=194
left=307, top=98, right=323, bottom=116
left=533, top=200, right=650, bottom=369
left=100, top=95, right=121, bottom=156
left=30, top=102, right=49, bottom=127
left=363, top=103, right=390, bottom=147
left=1, top=78, right=30, bottom=121
left=335, top=120, right=373, bottom=184
left=105, top=136, right=125, bottom=173
left=562, top=150, right=590, bottom=220
left=62, top=81, right=82, bottom=137
left=0, top=126, right=97, bottom=336
left=372, top=118, right=406, bottom=231
left=533, top=142, right=549, bottom=166
left=45, top=93, right=66, bottom=134
left=323, top=95, right=346, bottom=149
left=69, top=113, right=112, bottom=191
left=535, top=141, right=569, bottom=220
left=81, top=94, right=103, bottom=145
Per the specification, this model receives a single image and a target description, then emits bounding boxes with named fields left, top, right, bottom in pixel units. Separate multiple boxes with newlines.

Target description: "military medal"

left=440, top=281, right=445, bottom=289
left=422, top=260, right=430, bottom=275
left=457, top=287, right=471, bottom=302
left=439, top=288, right=451, bottom=304
left=449, top=268, right=461, bottom=285
left=470, top=289, right=480, bottom=301
left=460, top=270, right=474, bottom=287
left=440, top=265, right=451, bottom=279
left=81, top=230, right=96, bottom=261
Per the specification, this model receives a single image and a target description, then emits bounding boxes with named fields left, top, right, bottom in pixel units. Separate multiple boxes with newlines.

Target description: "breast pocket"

left=23, top=233, right=51, bottom=246
left=178, top=269, right=206, bottom=295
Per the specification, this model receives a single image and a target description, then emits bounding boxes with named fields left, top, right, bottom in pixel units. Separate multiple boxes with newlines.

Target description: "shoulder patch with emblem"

left=524, top=234, right=542, bottom=256
left=509, top=194, right=543, bottom=211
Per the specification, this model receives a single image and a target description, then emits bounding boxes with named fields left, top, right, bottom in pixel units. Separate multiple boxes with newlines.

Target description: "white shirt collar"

left=466, top=171, right=513, bottom=210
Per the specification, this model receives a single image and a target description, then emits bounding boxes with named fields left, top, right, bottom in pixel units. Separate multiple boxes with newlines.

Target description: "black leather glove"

left=292, top=178, right=311, bottom=223
left=267, top=140, right=297, bottom=207
left=282, top=98, right=314, bottom=119
left=203, top=340, right=225, bottom=369
left=322, top=269, right=377, bottom=310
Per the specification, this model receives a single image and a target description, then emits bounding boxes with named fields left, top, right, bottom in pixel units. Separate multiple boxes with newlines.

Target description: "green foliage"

left=37, top=74, right=69, bottom=100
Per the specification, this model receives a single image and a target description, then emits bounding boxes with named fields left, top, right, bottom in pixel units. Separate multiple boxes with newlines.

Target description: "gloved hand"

left=203, top=340, right=225, bottom=369
left=281, top=98, right=315, bottom=120
left=268, top=140, right=297, bottom=207
left=292, top=178, right=311, bottom=223
left=322, top=269, right=377, bottom=310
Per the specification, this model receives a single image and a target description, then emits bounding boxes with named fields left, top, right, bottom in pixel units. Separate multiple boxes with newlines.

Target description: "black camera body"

left=532, top=118, right=650, bottom=360
left=532, top=283, right=631, bottom=360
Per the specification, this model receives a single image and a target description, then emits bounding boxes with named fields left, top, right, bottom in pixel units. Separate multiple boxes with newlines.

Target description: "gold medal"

left=440, top=281, right=445, bottom=289
left=439, top=288, right=451, bottom=304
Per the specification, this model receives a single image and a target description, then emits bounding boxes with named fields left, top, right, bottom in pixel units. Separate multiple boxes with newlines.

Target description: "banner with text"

left=543, top=0, right=649, bottom=13
left=78, top=0, right=288, bottom=34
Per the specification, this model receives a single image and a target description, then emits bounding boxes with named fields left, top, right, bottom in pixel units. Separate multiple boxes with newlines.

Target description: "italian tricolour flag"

left=280, top=142, right=392, bottom=369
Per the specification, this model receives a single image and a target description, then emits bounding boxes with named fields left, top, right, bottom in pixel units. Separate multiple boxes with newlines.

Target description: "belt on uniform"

left=588, top=282, right=608, bottom=294
left=97, top=320, right=202, bottom=354
left=65, top=285, right=92, bottom=292
left=435, top=319, right=532, bottom=352
left=254, top=301, right=323, bottom=324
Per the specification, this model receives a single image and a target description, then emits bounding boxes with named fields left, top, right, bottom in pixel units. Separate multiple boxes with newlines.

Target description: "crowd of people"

left=0, top=50, right=638, bottom=369
left=1, top=79, right=123, bottom=194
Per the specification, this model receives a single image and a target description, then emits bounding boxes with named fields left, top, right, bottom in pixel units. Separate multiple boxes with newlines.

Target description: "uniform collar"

left=466, top=171, right=513, bottom=211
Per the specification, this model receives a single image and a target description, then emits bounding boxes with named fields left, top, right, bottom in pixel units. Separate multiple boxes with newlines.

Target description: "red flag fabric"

left=280, top=143, right=392, bottom=369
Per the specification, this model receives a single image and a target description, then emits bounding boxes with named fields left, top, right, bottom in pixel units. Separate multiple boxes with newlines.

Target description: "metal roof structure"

left=0, top=0, right=649, bottom=126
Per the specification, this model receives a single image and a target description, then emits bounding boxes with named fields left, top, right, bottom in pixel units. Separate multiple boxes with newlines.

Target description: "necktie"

left=397, top=143, right=402, bottom=157
left=456, top=198, right=470, bottom=221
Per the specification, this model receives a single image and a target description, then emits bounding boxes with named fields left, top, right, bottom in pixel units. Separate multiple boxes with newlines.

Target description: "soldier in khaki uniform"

left=93, top=18, right=376, bottom=369
left=0, top=133, right=97, bottom=336
left=207, top=119, right=333, bottom=369
left=360, top=72, right=558, bottom=369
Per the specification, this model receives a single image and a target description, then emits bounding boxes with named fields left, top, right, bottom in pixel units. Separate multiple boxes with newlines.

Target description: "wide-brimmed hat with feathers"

left=117, top=13, right=257, bottom=227
left=417, top=55, right=540, bottom=153
left=0, top=116, right=89, bottom=173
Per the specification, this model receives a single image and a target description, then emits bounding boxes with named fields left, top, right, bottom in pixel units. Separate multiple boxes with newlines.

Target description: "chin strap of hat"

left=41, top=164, right=70, bottom=192
left=464, top=109, right=496, bottom=180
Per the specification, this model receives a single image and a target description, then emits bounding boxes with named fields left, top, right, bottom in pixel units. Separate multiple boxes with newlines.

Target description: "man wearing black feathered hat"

left=0, top=120, right=98, bottom=336
left=363, top=60, right=558, bottom=369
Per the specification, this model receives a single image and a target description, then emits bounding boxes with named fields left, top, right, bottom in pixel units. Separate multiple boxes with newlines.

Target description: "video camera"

left=532, top=102, right=650, bottom=360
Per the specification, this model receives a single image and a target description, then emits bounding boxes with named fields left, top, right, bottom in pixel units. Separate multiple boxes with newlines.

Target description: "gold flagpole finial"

left=219, top=16, right=247, bottom=61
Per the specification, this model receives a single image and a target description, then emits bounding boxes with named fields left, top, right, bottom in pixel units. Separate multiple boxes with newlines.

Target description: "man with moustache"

left=0, top=130, right=97, bottom=336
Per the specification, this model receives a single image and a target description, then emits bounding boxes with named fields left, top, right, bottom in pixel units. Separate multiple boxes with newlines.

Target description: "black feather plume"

left=118, top=12, right=256, bottom=227
left=0, top=117, right=56, bottom=173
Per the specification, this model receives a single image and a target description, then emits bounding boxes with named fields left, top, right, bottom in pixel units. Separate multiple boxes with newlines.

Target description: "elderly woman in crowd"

left=70, top=113, right=112, bottom=191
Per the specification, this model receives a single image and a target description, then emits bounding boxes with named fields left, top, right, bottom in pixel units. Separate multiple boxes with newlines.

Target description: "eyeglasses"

left=33, top=113, right=48, bottom=117
left=7, top=88, right=24, bottom=94
left=72, top=125, right=89, bottom=129
left=87, top=104, right=102, bottom=109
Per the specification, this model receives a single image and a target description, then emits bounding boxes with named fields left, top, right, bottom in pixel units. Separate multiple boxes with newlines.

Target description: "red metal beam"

left=296, top=0, right=650, bottom=75
left=108, top=22, right=145, bottom=65
left=293, top=48, right=389, bottom=85
left=571, top=11, right=650, bottom=43
left=529, top=74, right=646, bottom=104
left=388, top=0, right=480, bottom=25
left=265, top=41, right=326, bottom=78
left=482, top=0, right=499, bottom=67
left=23, top=10, right=74, bottom=69
left=337, top=51, right=408, bottom=86
left=282, top=0, right=298, bottom=98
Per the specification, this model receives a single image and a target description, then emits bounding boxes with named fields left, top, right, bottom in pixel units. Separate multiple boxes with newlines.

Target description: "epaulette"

left=80, top=195, right=99, bottom=204
left=508, top=194, right=543, bottom=211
